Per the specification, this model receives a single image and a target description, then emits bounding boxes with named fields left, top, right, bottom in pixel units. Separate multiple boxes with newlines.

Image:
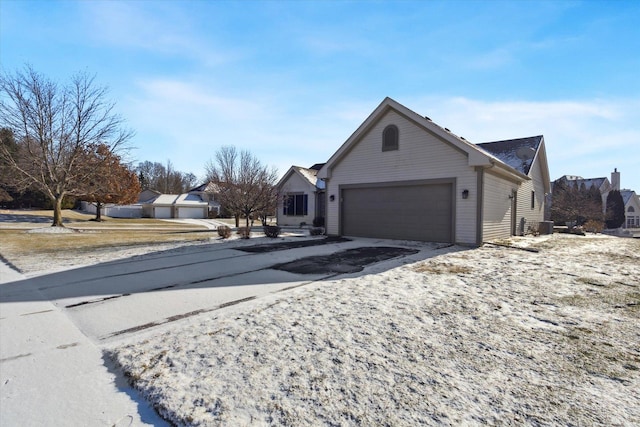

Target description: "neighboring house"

left=621, top=189, right=640, bottom=229
left=316, top=97, right=550, bottom=245
left=277, top=164, right=325, bottom=226
left=81, top=185, right=220, bottom=219
left=142, top=193, right=208, bottom=219
left=188, top=182, right=222, bottom=217
left=552, top=174, right=612, bottom=215
left=552, top=168, right=639, bottom=229
left=140, top=182, right=220, bottom=219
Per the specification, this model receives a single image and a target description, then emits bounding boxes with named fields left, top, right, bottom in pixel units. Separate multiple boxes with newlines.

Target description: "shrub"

left=217, top=225, right=231, bottom=239
left=309, top=227, right=324, bottom=236
left=583, top=219, right=604, bottom=234
left=237, top=226, right=251, bottom=239
left=263, top=225, right=280, bottom=238
left=312, top=217, right=325, bottom=227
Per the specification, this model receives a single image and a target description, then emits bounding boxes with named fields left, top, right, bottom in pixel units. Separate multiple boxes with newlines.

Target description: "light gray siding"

left=325, top=110, right=478, bottom=245
left=482, top=171, right=518, bottom=241
left=511, top=158, right=546, bottom=234
left=277, top=171, right=317, bottom=226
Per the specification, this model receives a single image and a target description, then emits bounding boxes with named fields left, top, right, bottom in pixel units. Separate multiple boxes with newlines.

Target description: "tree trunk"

left=235, top=214, right=240, bottom=227
left=52, top=196, right=64, bottom=227
left=95, top=202, right=103, bottom=221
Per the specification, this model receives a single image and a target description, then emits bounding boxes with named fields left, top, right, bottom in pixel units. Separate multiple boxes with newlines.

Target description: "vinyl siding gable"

left=277, top=171, right=317, bottom=226
left=324, top=109, right=478, bottom=244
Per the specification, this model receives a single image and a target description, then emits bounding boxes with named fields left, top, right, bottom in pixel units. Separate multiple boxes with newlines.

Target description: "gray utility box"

left=538, top=221, right=554, bottom=235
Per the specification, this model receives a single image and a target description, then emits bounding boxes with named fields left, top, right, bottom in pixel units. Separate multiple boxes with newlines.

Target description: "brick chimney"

left=611, top=168, right=620, bottom=191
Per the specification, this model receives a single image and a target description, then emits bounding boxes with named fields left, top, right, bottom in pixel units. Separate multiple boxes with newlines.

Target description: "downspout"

left=475, top=166, right=485, bottom=246
left=319, top=178, right=328, bottom=234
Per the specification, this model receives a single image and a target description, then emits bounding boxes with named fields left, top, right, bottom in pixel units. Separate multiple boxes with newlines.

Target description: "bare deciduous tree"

left=0, top=66, right=133, bottom=226
left=205, top=146, right=278, bottom=231
left=136, top=160, right=197, bottom=194
left=551, top=179, right=603, bottom=227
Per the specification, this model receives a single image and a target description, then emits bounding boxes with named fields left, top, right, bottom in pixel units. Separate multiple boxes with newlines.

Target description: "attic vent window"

left=382, top=125, right=399, bottom=152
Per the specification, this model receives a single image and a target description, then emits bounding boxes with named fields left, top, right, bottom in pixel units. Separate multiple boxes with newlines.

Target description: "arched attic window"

left=382, top=124, right=399, bottom=152
left=629, top=206, right=635, bottom=213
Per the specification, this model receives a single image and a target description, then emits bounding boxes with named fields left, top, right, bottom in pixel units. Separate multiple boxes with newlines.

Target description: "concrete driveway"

left=0, top=237, right=424, bottom=426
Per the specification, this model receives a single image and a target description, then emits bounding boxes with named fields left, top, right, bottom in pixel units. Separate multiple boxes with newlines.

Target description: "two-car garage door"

left=341, top=181, right=453, bottom=243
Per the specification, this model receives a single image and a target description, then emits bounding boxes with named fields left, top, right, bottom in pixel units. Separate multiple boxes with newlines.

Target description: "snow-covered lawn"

left=106, top=234, right=639, bottom=426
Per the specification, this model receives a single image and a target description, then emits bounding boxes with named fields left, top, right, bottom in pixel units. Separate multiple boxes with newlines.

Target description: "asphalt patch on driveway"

left=273, top=246, right=419, bottom=275
left=237, top=236, right=351, bottom=253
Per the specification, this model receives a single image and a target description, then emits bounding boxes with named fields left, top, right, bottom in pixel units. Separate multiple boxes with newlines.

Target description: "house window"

left=283, top=194, right=308, bottom=216
left=531, top=191, right=535, bottom=209
left=382, top=125, right=399, bottom=151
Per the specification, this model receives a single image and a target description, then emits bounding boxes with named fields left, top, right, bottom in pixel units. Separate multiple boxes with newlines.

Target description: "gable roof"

left=476, top=136, right=542, bottom=176
left=554, top=176, right=610, bottom=192
left=477, top=135, right=551, bottom=194
left=138, top=189, right=161, bottom=204
left=317, top=97, right=530, bottom=182
left=277, top=165, right=324, bottom=190
left=148, top=193, right=207, bottom=206
left=621, top=189, right=639, bottom=206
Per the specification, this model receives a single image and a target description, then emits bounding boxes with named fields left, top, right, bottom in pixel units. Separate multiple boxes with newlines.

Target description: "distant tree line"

left=136, top=160, right=197, bottom=194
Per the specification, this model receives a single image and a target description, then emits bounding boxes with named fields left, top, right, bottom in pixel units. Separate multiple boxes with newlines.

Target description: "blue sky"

left=2, top=0, right=639, bottom=189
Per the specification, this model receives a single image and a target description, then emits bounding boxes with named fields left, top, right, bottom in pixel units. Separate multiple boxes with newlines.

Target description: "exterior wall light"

left=462, top=189, right=469, bottom=199
left=329, top=195, right=335, bottom=202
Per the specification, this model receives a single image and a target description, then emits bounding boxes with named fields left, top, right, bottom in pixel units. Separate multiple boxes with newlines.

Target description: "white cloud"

left=406, top=95, right=640, bottom=186
left=79, top=1, right=237, bottom=67
left=123, top=80, right=640, bottom=190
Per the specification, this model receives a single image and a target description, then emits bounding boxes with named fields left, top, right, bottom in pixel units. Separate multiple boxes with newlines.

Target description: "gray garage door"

left=341, top=182, right=453, bottom=242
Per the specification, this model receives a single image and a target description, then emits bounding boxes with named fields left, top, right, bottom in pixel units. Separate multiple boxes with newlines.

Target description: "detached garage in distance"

left=141, top=193, right=209, bottom=219
left=317, top=97, right=550, bottom=245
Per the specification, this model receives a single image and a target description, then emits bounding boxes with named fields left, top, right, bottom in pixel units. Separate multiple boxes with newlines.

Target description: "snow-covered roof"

left=150, top=193, right=207, bottom=206
left=278, top=165, right=326, bottom=190
left=553, top=176, right=609, bottom=192
left=476, top=136, right=543, bottom=176
left=296, top=166, right=318, bottom=186
left=176, top=193, right=207, bottom=205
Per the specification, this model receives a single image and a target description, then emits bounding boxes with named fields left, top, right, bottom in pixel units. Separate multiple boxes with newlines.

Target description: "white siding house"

left=317, top=97, right=551, bottom=245
left=622, top=190, right=640, bottom=229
